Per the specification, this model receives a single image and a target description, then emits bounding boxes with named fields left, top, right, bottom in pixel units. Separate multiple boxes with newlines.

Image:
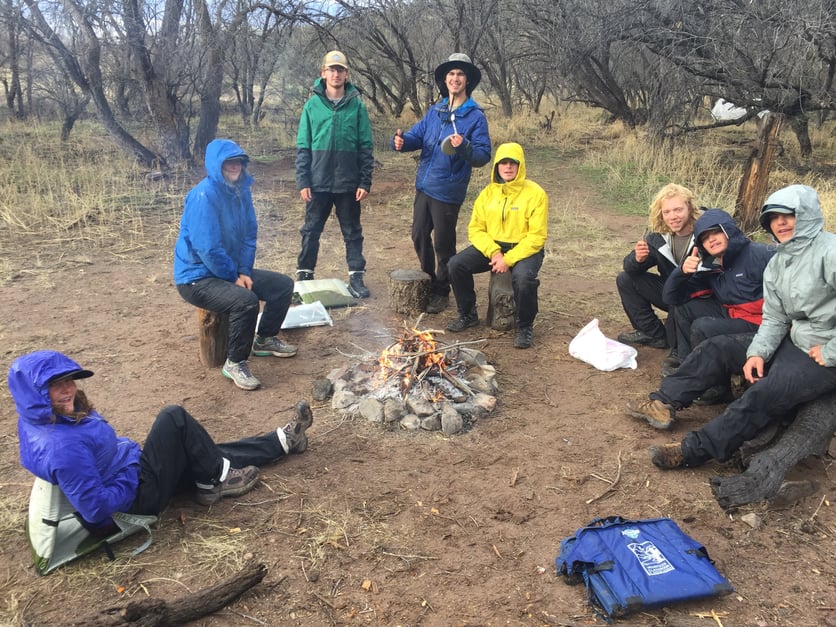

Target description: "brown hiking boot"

left=649, top=443, right=684, bottom=469
left=625, top=398, right=675, bottom=430
left=280, top=400, right=314, bottom=454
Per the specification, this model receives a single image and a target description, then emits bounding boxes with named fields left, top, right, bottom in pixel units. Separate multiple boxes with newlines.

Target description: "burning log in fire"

left=326, top=320, right=498, bottom=435
left=378, top=326, right=469, bottom=400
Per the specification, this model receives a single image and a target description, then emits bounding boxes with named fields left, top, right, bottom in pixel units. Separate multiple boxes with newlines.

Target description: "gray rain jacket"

left=746, top=185, right=836, bottom=366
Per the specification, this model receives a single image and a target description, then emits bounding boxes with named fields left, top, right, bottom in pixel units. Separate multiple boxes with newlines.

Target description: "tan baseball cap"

left=322, top=50, right=348, bottom=69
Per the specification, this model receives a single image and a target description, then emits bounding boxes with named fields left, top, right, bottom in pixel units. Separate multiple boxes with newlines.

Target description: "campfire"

left=325, top=321, right=498, bottom=435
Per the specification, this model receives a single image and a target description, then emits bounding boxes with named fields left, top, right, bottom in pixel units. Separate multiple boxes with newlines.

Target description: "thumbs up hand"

left=682, top=246, right=701, bottom=274
left=393, top=129, right=404, bottom=151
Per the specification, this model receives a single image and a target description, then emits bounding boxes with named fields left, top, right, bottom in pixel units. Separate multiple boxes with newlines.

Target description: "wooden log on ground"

left=60, top=561, right=268, bottom=626
left=197, top=308, right=228, bottom=368
left=710, top=391, right=836, bottom=510
left=486, top=272, right=516, bottom=332
left=388, top=269, right=430, bottom=315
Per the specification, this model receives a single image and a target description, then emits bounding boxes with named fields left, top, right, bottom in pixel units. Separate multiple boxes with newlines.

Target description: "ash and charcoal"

left=314, top=330, right=498, bottom=435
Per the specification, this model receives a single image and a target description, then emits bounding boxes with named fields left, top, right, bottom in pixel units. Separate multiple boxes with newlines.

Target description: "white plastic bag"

left=569, top=319, right=638, bottom=371
left=281, top=301, right=334, bottom=329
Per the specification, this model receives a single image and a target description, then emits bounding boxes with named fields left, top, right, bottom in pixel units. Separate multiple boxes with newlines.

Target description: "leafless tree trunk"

left=735, top=112, right=783, bottom=233
left=22, top=0, right=161, bottom=166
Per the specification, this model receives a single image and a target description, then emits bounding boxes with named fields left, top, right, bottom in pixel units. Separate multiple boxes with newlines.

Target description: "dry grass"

left=1, top=111, right=835, bottom=623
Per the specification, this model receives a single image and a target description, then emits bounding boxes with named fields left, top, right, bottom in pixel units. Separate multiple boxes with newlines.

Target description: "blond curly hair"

left=648, top=183, right=701, bottom=234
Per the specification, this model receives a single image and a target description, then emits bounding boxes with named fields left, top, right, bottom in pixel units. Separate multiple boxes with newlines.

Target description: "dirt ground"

left=0, top=149, right=834, bottom=626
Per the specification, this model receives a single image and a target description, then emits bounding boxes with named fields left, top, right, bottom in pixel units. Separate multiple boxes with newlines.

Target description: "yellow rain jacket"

left=467, top=142, right=548, bottom=266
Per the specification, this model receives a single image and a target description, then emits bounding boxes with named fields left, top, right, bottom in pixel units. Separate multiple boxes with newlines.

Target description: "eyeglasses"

left=324, top=66, right=347, bottom=74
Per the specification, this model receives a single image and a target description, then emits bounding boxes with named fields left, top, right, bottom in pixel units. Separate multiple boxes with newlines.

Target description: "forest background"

left=0, top=0, right=835, bottom=625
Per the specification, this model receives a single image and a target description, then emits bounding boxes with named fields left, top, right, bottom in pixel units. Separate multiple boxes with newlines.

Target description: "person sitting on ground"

left=626, top=185, right=836, bottom=471
left=295, top=50, right=374, bottom=299
left=392, top=53, right=492, bottom=314
left=660, top=208, right=774, bottom=378
left=9, top=350, right=313, bottom=533
left=616, top=183, right=701, bottom=371
left=446, top=142, right=548, bottom=349
left=174, top=138, right=296, bottom=391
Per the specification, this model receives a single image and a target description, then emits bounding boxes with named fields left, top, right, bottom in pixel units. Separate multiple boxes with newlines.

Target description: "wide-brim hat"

left=434, top=53, right=481, bottom=97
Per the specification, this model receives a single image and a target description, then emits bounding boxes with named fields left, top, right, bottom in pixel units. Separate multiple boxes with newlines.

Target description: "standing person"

left=392, top=53, right=491, bottom=314
left=175, top=138, right=296, bottom=392
left=661, top=208, right=774, bottom=366
left=10, top=350, right=313, bottom=530
left=616, top=183, right=701, bottom=373
left=446, top=142, right=547, bottom=349
left=295, top=50, right=374, bottom=299
left=642, top=185, right=836, bottom=468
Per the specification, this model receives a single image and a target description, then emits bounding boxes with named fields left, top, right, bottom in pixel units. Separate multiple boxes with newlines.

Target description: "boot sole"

left=252, top=349, right=297, bottom=358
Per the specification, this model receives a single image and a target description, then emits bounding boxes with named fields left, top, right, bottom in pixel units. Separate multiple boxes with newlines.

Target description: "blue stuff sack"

left=555, top=516, right=733, bottom=622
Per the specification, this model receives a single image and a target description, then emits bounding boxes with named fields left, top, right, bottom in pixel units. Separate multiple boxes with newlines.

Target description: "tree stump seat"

left=388, top=269, right=430, bottom=315
left=486, top=272, right=516, bottom=331
left=196, top=308, right=228, bottom=368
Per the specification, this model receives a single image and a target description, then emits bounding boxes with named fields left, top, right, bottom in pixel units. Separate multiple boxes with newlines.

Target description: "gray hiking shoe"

left=222, top=359, right=261, bottom=390
left=252, top=335, right=297, bottom=358
left=195, top=465, right=260, bottom=506
left=280, top=400, right=314, bottom=454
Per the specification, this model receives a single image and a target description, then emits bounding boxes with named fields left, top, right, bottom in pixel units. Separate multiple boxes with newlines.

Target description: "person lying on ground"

left=174, top=138, right=296, bottom=391
left=445, top=142, right=548, bottom=349
left=615, top=183, right=701, bottom=371
left=10, top=350, right=313, bottom=534
left=660, top=208, right=774, bottom=379
left=626, top=185, right=836, bottom=470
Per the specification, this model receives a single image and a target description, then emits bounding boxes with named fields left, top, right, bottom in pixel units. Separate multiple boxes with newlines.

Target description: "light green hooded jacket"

left=746, top=185, right=836, bottom=366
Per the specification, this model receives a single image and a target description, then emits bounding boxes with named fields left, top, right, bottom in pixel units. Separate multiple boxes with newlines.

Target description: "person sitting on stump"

left=659, top=208, right=774, bottom=388
left=616, top=183, right=701, bottom=373
left=627, top=185, right=836, bottom=470
left=174, top=138, right=297, bottom=391
left=446, top=142, right=548, bottom=349
left=9, top=350, right=313, bottom=533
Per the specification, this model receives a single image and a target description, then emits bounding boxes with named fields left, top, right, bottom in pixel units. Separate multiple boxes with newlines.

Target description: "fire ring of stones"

left=314, top=327, right=497, bottom=435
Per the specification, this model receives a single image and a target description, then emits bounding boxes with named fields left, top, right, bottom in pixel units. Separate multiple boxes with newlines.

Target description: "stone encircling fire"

left=325, top=326, right=498, bottom=435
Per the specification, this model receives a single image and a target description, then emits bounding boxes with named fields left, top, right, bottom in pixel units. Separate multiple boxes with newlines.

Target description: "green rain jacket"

left=295, top=78, right=374, bottom=194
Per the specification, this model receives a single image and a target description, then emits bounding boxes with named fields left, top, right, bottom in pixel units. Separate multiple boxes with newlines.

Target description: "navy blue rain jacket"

left=10, top=351, right=141, bottom=524
left=663, top=209, right=774, bottom=323
left=173, top=139, right=258, bottom=285
left=392, top=97, right=491, bottom=205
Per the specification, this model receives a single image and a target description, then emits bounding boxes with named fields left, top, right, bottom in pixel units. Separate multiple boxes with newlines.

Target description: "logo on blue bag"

left=621, top=528, right=640, bottom=539
left=628, top=541, right=675, bottom=575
